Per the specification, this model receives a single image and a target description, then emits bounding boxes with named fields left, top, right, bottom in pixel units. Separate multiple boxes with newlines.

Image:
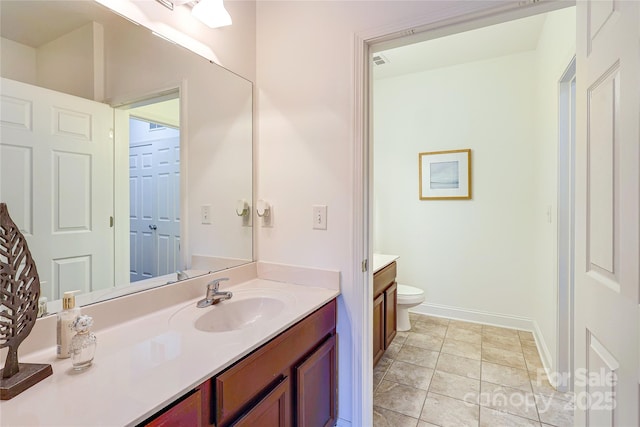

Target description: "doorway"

left=354, top=2, right=577, bottom=425
left=114, top=94, right=181, bottom=284
left=556, top=57, right=576, bottom=393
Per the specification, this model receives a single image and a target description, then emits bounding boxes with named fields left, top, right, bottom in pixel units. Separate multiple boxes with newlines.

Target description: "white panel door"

left=0, top=77, right=114, bottom=300
left=575, top=1, right=639, bottom=425
left=129, top=128, right=180, bottom=282
left=129, top=143, right=156, bottom=281
left=154, top=137, right=180, bottom=276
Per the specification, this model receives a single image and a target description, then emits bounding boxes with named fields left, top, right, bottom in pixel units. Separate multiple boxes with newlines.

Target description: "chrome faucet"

left=197, top=278, right=232, bottom=308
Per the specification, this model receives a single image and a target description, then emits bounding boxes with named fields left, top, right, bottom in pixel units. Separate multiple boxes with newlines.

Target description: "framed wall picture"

left=419, top=149, right=471, bottom=200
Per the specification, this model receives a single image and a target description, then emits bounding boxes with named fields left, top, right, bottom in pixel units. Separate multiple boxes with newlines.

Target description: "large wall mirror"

left=0, top=0, right=253, bottom=315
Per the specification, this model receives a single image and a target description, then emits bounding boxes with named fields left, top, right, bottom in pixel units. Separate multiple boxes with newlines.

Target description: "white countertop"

left=0, top=278, right=339, bottom=426
left=373, top=253, right=399, bottom=274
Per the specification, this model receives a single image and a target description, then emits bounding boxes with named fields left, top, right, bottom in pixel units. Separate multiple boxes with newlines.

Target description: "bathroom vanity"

left=372, top=254, right=399, bottom=367
left=143, top=300, right=336, bottom=427
left=0, top=263, right=340, bottom=426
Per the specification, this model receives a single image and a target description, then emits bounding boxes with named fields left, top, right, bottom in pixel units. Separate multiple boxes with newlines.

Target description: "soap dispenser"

left=57, top=290, right=80, bottom=359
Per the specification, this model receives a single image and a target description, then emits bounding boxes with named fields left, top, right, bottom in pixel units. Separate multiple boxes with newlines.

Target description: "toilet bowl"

left=396, top=284, right=425, bottom=332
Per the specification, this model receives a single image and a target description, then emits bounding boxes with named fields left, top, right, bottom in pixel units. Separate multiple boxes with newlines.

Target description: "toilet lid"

left=397, top=284, right=423, bottom=296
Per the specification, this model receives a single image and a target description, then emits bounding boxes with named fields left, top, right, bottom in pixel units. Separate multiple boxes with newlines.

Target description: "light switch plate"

left=201, top=205, right=211, bottom=224
left=312, top=205, right=327, bottom=230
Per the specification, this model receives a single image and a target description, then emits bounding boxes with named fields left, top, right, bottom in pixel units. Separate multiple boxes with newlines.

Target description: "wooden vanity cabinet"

left=142, top=381, right=211, bottom=427
left=140, top=299, right=337, bottom=427
left=373, top=262, right=397, bottom=367
left=232, top=376, right=291, bottom=427
left=214, top=299, right=337, bottom=427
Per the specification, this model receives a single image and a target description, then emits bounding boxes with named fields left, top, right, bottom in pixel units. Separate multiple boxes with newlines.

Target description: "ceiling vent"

left=372, top=54, right=389, bottom=66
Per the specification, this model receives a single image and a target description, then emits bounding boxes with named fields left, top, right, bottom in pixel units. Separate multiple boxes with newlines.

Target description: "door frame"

left=113, top=84, right=185, bottom=287
left=557, top=57, right=576, bottom=392
left=351, top=1, right=572, bottom=425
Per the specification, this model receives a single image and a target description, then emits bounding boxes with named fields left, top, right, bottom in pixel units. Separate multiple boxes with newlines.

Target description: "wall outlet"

left=312, top=205, right=327, bottom=230
left=201, top=205, right=211, bottom=224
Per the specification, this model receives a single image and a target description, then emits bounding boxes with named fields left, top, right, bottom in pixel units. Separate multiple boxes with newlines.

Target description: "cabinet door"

left=296, top=335, right=337, bottom=427
left=145, top=389, right=202, bottom=427
left=373, top=293, right=385, bottom=367
left=215, top=300, right=336, bottom=426
left=384, top=282, right=397, bottom=348
left=232, top=377, right=291, bottom=427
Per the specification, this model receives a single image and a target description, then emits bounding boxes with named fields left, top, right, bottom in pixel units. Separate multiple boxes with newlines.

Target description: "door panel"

left=384, top=282, right=397, bottom=348
left=587, top=66, right=617, bottom=278
left=296, top=335, right=337, bottom=427
left=373, top=293, right=384, bottom=367
left=0, top=144, right=32, bottom=232
left=575, top=1, right=639, bottom=425
left=232, top=377, right=291, bottom=427
left=54, top=151, right=91, bottom=231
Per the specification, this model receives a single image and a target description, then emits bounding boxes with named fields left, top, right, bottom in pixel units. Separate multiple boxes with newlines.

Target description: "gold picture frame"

left=419, top=149, right=472, bottom=200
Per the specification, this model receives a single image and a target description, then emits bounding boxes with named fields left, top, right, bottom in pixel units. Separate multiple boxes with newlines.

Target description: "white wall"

left=0, top=37, right=37, bottom=84
left=530, top=7, right=576, bottom=376
left=1, top=22, right=102, bottom=100
left=373, top=51, right=539, bottom=320
left=130, top=98, right=180, bottom=128
left=255, top=1, right=523, bottom=423
left=37, top=22, right=104, bottom=101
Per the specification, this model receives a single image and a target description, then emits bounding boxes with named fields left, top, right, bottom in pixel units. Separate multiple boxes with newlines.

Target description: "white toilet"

left=396, top=284, right=425, bottom=332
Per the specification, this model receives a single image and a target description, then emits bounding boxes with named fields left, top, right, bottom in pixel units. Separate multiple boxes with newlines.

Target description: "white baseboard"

left=336, top=418, right=351, bottom=427
left=411, top=302, right=534, bottom=331
left=532, top=320, right=556, bottom=387
left=411, top=302, right=555, bottom=384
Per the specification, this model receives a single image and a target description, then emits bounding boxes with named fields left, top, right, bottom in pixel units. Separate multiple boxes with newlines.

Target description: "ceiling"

left=373, top=12, right=549, bottom=80
left=0, top=1, right=118, bottom=47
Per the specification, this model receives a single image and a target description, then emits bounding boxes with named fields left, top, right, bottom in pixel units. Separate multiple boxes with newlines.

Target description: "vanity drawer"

left=214, top=300, right=336, bottom=426
left=374, top=261, right=397, bottom=297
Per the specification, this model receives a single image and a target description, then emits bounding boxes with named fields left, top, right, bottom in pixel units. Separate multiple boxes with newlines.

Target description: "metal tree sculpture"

left=0, top=203, right=52, bottom=399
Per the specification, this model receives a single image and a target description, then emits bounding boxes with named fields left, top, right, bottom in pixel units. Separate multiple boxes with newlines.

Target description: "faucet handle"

left=207, top=277, right=229, bottom=292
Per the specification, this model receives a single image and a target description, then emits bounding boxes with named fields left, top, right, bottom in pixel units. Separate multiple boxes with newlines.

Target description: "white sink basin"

left=169, top=287, right=296, bottom=333
left=194, top=297, right=285, bottom=332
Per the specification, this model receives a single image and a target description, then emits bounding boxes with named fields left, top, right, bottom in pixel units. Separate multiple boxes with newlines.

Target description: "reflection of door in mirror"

left=0, top=78, right=114, bottom=301
left=127, top=98, right=181, bottom=282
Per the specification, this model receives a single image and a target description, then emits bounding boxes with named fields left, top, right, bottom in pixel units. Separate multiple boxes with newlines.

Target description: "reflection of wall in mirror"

left=1, top=22, right=103, bottom=101
left=105, top=16, right=253, bottom=268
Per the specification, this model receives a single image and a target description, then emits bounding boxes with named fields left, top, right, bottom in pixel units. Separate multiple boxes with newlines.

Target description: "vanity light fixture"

left=191, top=0, right=232, bottom=29
left=155, top=0, right=174, bottom=10
left=155, top=0, right=232, bottom=29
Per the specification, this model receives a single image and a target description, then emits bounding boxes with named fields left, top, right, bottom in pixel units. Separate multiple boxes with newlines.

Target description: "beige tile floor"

left=373, top=313, right=574, bottom=427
